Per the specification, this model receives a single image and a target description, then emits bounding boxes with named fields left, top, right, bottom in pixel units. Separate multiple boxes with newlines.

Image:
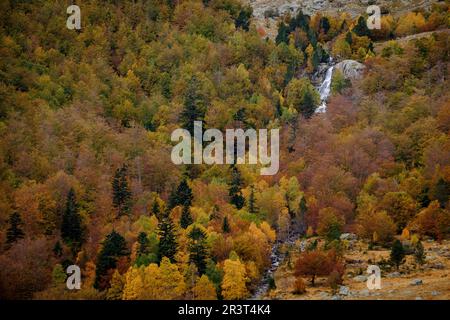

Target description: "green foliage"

left=414, top=241, right=426, bottom=265
left=94, top=231, right=129, bottom=290
left=229, top=166, right=245, bottom=209
left=61, top=188, right=83, bottom=252
left=286, top=78, right=320, bottom=118
left=169, top=178, right=193, bottom=210
left=222, top=216, right=231, bottom=233
left=6, top=212, right=25, bottom=245
left=188, top=226, right=209, bottom=274
left=158, top=215, right=178, bottom=263
left=112, top=165, right=132, bottom=217
left=180, top=203, right=194, bottom=229
left=390, top=239, right=405, bottom=270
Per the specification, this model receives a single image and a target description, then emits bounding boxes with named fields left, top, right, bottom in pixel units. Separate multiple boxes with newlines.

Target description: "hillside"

left=0, top=0, right=449, bottom=301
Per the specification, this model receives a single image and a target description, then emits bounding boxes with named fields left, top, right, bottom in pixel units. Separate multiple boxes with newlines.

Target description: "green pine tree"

left=222, top=216, right=231, bottom=233
left=112, top=164, right=132, bottom=217
left=229, top=166, right=245, bottom=209
left=248, top=185, right=258, bottom=214
left=390, top=239, right=406, bottom=270
left=235, top=6, right=252, bottom=31
left=180, top=76, right=206, bottom=135
left=137, top=232, right=149, bottom=255
left=180, top=203, right=193, bottom=229
left=188, top=226, right=208, bottom=274
left=414, top=241, right=426, bottom=265
left=61, top=188, right=83, bottom=252
left=6, top=212, right=25, bottom=245
left=298, top=196, right=308, bottom=234
left=168, top=178, right=193, bottom=210
left=352, top=16, right=370, bottom=37
left=53, top=241, right=63, bottom=257
left=276, top=22, right=289, bottom=45
left=157, top=215, right=178, bottom=263
left=151, top=199, right=161, bottom=218
left=94, top=230, right=129, bottom=290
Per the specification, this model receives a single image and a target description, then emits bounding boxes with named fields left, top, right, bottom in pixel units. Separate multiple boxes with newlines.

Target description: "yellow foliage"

left=192, top=275, right=217, bottom=300
left=221, top=258, right=248, bottom=300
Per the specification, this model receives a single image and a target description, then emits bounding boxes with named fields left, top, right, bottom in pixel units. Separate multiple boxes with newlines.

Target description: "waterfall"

left=315, top=65, right=334, bottom=113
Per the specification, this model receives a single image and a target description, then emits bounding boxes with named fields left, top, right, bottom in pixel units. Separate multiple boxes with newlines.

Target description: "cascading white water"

left=315, top=65, right=334, bottom=113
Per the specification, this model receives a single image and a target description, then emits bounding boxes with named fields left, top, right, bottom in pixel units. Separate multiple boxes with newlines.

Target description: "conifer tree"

left=151, top=199, right=161, bottom=218
left=180, top=203, right=193, bottom=229
left=53, top=241, right=63, bottom=257
left=112, top=164, right=132, bottom=217
left=180, top=76, right=205, bottom=135
left=352, top=16, right=370, bottom=37
left=229, top=166, right=245, bottom=209
left=61, top=188, right=83, bottom=252
left=298, top=196, right=308, bottom=234
left=168, top=178, right=193, bottom=210
left=235, top=6, right=252, bottom=31
left=414, top=241, right=426, bottom=265
left=248, top=185, right=257, bottom=214
left=222, top=216, right=231, bottom=233
left=6, top=212, right=25, bottom=245
left=137, top=232, right=149, bottom=255
left=158, top=215, right=178, bottom=263
left=94, top=230, right=129, bottom=290
left=276, top=23, right=289, bottom=45
left=188, top=226, right=208, bottom=275
left=390, top=239, right=405, bottom=270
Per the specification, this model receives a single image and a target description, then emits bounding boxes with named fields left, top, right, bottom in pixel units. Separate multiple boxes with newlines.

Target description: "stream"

left=250, top=60, right=335, bottom=299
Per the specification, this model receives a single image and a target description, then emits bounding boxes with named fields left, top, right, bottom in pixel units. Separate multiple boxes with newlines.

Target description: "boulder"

left=334, top=60, right=366, bottom=80
left=387, top=272, right=401, bottom=278
left=410, top=279, right=423, bottom=286
left=339, top=286, right=350, bottom=296
left=340, top=233, right=357, bottom=241
left=353, top=275, right=368, bottom=282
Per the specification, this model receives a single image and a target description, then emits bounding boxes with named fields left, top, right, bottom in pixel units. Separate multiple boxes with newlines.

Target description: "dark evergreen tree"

left=319, top=16, right=330, bottom=34
left=94, top=230, right=129, bottom=290
left=300, top=89, right=316, bottom=119
left=137, top=232, right=149, bottom=255
left=152, top=199, right=161, bottom=218
left=180, top=203, right=193, bottom=229
left=53, top=240, right=63, bottom=257
left=345, top=31, right=353, bottom=45
left=6, top=212, right=24, bottom=245
left=275, top=22, right=289, bottom=45
left=248, top=185, right=258, bottom=214
left=307, top=28, right=317, bottom=47
left=222, top=216, right=231, bottom=233
left=390, top=239, right=405, bottom=270
left=112, top=164, right=132, bottom=217
left=235, top=6, right=252, bottom=31
left=352, top=16, right=370, bottom=37
left=168, top=178, right=193, bottom=210
left=157, top=215, right=178, bottom=263
left=434, top=178, right=450, bottom=208
left=229, top=165, right=245, bottom=209
left=298, top=196, right=308, bottom=234
left=61, top=188, right=83, bottom=251
left=290, top=10, right=310, bottom=32
left=414, top=241, right=426, bottom=265
left=188, top=226, right=208, bottom=274
left=180, top=76, right=206, bottom=135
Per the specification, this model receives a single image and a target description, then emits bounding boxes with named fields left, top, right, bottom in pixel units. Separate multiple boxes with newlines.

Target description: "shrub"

left=292, top=277, right=306, bottom=294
